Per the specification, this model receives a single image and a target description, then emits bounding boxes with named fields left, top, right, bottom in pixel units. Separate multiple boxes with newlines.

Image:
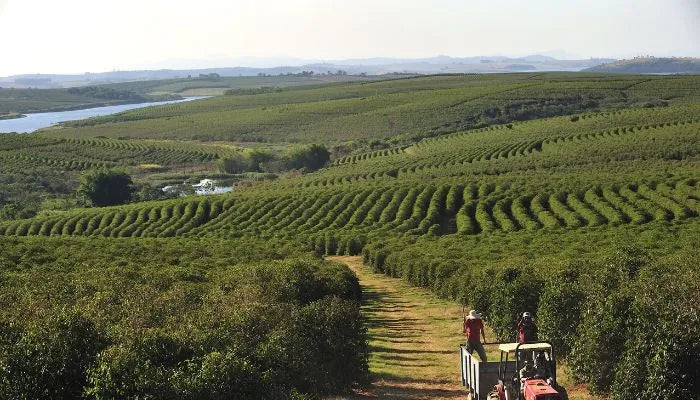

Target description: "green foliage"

left=0, top=311, right=104, bottom=399
left=564, top=247, right=698, bottom=399
left=245, top=149, right=276, bottom=171
left=132, top=183, right=177, bottom=202
left=610, top=257, right=700, bottom=400
left=67, top=86, right=146, bottom=102
left=217, top=147, right=329, bottom=174
left=0, top=238, right=367, bottom=399
left=77, top=168, right=134, bottom=207
left=363, top=232, right=699, bottom=399
left=286, top=144, right=331, bottom=171
left=487, top=267, right=543, bottom=341
left=536, top=266, right=584, bottom=356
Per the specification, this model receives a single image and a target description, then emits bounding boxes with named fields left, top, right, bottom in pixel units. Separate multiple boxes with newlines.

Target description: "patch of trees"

left=131, top=182, right=179, bottom=202
left=0, top=167, right=75, bottom=220
left=198, top=73, right=221, bottom=79
left=492, top=96, right=599, bottom=123
left=412, top=95, right=601, bottom=143
left=67, top=86, right=146, bottom=102
left=224, top=86, right=282, bottom=96
left=285, top=144, right=331, bottom=171
left=217, top=144, right=331, bottom=174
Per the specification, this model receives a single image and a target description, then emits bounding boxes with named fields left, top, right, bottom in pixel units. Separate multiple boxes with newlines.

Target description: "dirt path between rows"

left=327, top=256, right=466, bottom=399
left=327, top=256, right=597, bottom=400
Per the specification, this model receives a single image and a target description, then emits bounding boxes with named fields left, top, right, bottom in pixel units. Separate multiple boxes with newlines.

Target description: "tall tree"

left=77, top=169, right=133, bottom=207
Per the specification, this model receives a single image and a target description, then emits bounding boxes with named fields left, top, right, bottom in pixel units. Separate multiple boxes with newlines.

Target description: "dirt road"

left=327, top=256, right=467, bottom=400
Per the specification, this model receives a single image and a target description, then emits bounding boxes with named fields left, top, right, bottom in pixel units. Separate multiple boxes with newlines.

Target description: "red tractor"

left=460, top=342, right=561, bottom=400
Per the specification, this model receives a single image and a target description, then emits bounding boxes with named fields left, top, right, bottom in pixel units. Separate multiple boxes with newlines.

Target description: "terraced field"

left=290, top=105, right=699, bottom=188
left=47, top=73, right=700, bottom=143
left=3, top=104, right=697, bottom=246
left=0, top=133, right=238, bottom=172
left=3, top=73, right=699, bottom=211
left=1, top=180, right=695, bottom=241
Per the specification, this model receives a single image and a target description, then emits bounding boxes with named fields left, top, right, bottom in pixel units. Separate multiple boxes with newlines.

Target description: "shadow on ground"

left=327, top=257, right=466, bottom=399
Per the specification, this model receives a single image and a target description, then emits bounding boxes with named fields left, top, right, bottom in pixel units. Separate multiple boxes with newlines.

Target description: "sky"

left=0, top=0, right=698, bottom=76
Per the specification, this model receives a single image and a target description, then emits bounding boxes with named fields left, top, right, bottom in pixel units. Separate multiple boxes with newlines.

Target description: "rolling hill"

left=0, top=55, right=615, bottom=89
left=46, top=73, right=700, bottom=143
left=584, top=57, right=700, bottom=74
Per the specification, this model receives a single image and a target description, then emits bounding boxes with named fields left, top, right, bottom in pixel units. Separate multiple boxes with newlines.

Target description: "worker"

left=519, top=361, right=537, bottom=398
left=463, top=309, right=487, bottom=362
left=517, top=312, right=538, bottom=343
left=534, top=351, right=548, bottom=378
left=519, top=360, right=536, bottom=381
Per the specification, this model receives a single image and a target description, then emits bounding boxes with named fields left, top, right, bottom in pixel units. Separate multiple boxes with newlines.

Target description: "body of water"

left=163, top=179, right=234, bottom=196
left=0, top=97, right=203, bottom=133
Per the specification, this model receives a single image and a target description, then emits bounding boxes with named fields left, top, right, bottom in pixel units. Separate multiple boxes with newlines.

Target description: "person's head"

left=522, top=312, right=532, bottom=321
left=535, top=352, right=546, bottom=369
left=467, top=310, right=482, bottom=320
left=524, top=361, right=533, bottom=370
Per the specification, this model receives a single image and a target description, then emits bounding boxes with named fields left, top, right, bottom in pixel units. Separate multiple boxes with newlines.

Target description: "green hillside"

left=103, top=73, right=388, bottom=96
left=5, top=73, right=695, bottom=218
left=49, top=73, right=700, bottom=143
left=4, top=104, right=697, bottom=240
left=1, top=72, right=698, bottom=399
left=0, top=74, right=379, bottom=115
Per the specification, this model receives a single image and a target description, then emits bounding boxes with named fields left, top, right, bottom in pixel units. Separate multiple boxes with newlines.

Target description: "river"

left=0, top=97, right=203, bottom=133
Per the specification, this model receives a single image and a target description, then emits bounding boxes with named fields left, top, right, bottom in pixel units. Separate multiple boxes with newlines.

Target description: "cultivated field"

left=0, top=72, right=698, bottom=399
left=50, top=73, right=700, bottom=143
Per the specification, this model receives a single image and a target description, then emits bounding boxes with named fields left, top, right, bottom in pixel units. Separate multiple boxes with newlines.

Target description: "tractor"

left=459, top=341, right=561, bottom=400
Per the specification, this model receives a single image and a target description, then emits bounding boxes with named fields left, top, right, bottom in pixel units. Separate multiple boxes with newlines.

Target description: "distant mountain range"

left=584, top=57, right=700, bottom=74
left=0, top=55, right=624, bottom=89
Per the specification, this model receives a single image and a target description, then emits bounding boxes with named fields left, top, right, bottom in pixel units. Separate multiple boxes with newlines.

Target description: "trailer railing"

left=459, top=343, right=511, bottom=400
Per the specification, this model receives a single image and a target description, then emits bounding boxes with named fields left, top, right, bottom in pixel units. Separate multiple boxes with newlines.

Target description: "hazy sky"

left=0, top=0, right=698, bottom=75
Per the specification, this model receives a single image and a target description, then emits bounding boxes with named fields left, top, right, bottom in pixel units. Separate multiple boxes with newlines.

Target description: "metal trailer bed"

left=459, top=344, right=514, bottom=399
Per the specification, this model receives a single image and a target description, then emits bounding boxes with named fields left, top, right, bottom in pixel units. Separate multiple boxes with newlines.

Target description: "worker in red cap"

left=517, top=312, right=538, bottom=343
left=463, top=309, right=488, bottom=361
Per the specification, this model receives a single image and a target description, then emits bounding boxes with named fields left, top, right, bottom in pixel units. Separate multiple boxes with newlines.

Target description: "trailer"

left=460, top=344, right=512, bottom=399
left=459, top=342, right=561, bottom=400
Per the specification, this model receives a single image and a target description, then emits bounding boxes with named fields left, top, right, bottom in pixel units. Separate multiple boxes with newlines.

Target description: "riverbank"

left=0, top=96, right=204, bottom=133
left=5, top=96, right=182, bottom=115
left=0, top=86, right=184, bottom=116
left=0, top=112, right=25, bottom=120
